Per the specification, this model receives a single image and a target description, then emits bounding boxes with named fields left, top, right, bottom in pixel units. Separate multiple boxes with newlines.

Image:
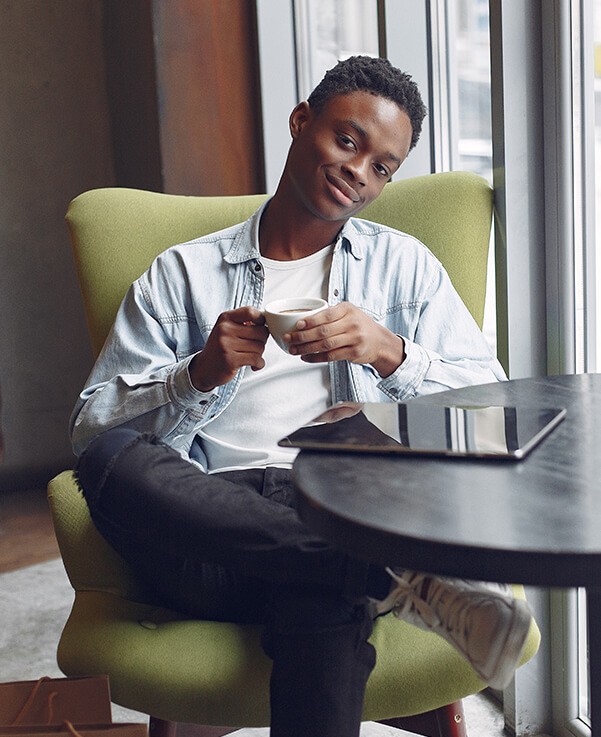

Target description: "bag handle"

left=11, top=677, right=59, bottom=725
left=64, top=721, right=85, bottom=737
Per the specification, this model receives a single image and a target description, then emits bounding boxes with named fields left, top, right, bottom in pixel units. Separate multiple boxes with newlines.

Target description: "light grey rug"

left=0, top=558, right=415, bottom=736
left=0, top=558, right=156, bottom=725
left=0, top=558, right=74, bottom=682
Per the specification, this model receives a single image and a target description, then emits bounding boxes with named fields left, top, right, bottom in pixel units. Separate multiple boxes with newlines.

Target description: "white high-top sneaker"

left=374, top=568, right=532, bottom=690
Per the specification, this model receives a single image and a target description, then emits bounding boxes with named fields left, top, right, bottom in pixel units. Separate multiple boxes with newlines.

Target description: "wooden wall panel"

left=103, top=0, right=264, bottom=196
left=103, top=0, right=163, bottom=192
left=152, top=0, right=264, bottom=195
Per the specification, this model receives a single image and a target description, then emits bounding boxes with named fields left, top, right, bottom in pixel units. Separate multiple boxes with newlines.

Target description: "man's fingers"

left=294, top=304, right=340, bottom=331
left=250, top=356, right=267, bottom=372
left=227, top=306, right=266, bottom=325
left=288, top=315, right=350, bottom=354
left=289, top=331, right=346, bottom=357
left=215, top=315, right=268, bottom=344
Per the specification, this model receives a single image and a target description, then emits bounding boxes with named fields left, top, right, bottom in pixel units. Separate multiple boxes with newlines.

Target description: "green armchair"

left=48, top=172, right=540, bottom=737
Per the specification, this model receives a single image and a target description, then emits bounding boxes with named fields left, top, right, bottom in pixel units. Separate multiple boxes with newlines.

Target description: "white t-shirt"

left=199, top=246, right=333, bottom=473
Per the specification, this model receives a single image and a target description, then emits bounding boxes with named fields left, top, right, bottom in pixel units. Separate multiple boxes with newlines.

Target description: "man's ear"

left=289, top=101, right=312, bottom=140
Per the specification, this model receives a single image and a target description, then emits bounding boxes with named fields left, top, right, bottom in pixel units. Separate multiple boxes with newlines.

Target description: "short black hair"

left=307, top=56, right=427, bottom=151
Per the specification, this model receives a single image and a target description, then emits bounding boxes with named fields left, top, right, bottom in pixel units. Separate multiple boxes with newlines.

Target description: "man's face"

left=285, top=90, right=414, bottom=224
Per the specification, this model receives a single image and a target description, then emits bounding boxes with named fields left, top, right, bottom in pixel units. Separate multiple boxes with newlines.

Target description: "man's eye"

left=374, top=164, right=389, bottom=177
left=338, top=134, right=355, bottom=148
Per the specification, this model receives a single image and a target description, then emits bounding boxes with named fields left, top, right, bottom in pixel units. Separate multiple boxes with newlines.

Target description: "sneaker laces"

left=386, top=567, right=481, bottom=637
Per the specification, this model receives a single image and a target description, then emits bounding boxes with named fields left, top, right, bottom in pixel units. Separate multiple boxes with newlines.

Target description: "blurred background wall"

left=0, top=0, right=262, bottom=490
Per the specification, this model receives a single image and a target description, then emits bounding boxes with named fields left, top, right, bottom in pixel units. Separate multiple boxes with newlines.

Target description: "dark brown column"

left=104, top=0, right=264, bottom=196
left=0, top=385, right=4, bottom=464
left=103, top=0, right=163, bottom=192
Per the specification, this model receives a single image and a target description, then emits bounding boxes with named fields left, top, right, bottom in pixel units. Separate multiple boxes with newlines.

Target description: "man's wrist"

left=372, top=334, right=406, bottom=378
left=188, top=353, right=216, bottom=393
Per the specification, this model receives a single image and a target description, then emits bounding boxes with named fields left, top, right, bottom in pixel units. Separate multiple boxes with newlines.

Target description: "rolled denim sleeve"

left=69, top=281, right=218, bottom=456
left=376, top=262, right=506, bottom=401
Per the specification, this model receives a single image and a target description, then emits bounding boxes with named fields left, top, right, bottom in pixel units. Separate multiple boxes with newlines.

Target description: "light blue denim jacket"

left=70, top=202, right=506, bottom=463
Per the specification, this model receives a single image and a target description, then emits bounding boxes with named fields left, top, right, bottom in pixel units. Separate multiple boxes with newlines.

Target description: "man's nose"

left=342, top=155, right=368, bottom=186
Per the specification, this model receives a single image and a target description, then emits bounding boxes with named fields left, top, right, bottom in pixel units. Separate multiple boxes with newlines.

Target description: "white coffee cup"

left=264, top=298, right=328, bottom=353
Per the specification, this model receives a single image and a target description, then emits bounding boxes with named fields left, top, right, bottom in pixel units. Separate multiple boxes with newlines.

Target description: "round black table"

left=293, top=374, right=601, bottom=734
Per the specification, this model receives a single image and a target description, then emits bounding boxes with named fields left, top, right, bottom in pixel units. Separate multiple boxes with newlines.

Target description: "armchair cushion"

left=49, top=470, right=540, bottom=726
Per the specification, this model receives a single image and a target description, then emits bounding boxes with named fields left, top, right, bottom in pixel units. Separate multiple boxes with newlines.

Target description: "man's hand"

left=189, top=307, right=269, bottom=392
left=286, top=302, right=406, bottom=378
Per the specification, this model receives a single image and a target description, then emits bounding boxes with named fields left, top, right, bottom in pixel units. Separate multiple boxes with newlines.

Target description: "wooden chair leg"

left=435, top=701, right=467, bottom=737
left=379, top=700, right=467, bottom=737
left=149, top=718, right=177, bottom=737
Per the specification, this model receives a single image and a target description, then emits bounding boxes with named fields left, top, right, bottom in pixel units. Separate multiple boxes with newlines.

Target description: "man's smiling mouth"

left=325, top=173, right=361, bottom=204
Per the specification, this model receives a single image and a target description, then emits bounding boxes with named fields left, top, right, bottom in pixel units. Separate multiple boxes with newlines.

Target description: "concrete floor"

left=463, top=691, right=504, bottom=736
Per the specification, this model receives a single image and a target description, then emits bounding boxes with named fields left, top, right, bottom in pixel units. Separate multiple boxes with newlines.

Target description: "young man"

left=72, top=56, right=531, bottom=737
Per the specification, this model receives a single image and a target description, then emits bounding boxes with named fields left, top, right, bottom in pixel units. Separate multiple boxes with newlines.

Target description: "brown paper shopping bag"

left=0, top=677, right=112, bottom=727
left=0, top=724, right=148, bottom=737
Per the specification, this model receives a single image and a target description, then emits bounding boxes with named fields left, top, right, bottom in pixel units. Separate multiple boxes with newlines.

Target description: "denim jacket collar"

left=224, top=199, right=365, bottom=265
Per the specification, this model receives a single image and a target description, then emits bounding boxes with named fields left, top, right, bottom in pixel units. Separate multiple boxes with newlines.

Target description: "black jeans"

left=75, top=429, right=390, bottom=737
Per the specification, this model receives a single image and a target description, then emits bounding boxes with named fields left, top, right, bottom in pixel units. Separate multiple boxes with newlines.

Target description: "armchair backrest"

left=65, top=171, right=493, bottom=359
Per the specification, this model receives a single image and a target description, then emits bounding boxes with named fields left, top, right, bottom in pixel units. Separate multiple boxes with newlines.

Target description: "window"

left=256, top=5, right=600, bottom=729
left=591, top=0, right=601, bottom=369
left=452, top=0, right=496, bottom=351
left=454, top=0, right=493, bottom=182
left=562, top=2, right=601, bottom=734
left=256, top=0, right=381, bottom=193
left=294, top=0, right=379, bottom=101
left=577, top=587, right=591, bottom=730
left=570, top=0, right=601, bottom=374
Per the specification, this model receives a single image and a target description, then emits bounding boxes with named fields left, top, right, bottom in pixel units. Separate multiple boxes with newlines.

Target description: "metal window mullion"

left=541, top=0, right=578, bottom=377
left=490, top=2, right=552, bottom=729
left=427, top=0, right=454, bottom=172
left=579, top=0, right=598, bottom=373
left=292, top=0, right=313, bottom=102
left=542, top=2, right=597, bottom=733
left=552, top=1, right=598, bottom=735
left=443, top=0, right=461, bottom=171
left=551, top=588, right=591, bottom=737
left=490, top=0, right=547, bottom=380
